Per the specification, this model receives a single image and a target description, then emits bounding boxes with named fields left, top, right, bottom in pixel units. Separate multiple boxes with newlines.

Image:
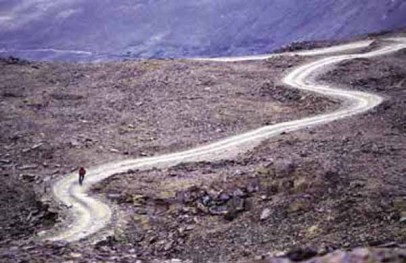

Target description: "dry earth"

left=0, top=36, right=406, bottom=262
left=0, top=52, right=334, bottom=260
left=91, top=46, right=406, bottom=262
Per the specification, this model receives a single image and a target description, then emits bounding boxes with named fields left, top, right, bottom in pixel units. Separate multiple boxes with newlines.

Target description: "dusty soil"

left=0, top=37, right=405, bottom=262
left=0, top=52, right=334, bottom=255
left=0, top=54, right=334, bottom=167
left=88, top=48, right=406, bottom=262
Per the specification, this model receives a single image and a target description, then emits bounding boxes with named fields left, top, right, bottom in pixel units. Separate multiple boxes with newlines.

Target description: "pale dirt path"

left=192, top=40, right=374, bottom=62
left=45, top=38, right=406, bottom=243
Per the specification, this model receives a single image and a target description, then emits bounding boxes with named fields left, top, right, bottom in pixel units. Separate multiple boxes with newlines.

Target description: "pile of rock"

left=176, top=183, right=259, bottom=221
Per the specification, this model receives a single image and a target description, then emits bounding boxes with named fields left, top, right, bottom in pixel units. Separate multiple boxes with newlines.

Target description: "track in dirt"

left=45, top=38, right=406, bottom=243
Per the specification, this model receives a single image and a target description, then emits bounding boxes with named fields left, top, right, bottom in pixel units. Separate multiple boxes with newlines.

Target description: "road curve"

left=46, top=38, right=406, bottom=243
left=192, top=40, right=374, bottom=62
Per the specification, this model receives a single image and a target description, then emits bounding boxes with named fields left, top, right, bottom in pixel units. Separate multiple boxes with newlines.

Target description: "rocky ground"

left=1, top=36, right=406, bottom=262
left=0, top=54, right=334, bottom=169
left=90, top=45, right=406, bottom=261
left=0, top=50, right=334, bottom=260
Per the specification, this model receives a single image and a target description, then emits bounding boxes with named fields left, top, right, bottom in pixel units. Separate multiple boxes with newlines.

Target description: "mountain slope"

left=0, top=0, right=405, bottom=60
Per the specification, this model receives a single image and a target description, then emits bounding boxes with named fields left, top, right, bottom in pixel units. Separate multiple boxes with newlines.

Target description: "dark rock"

left=51, top=241, right=70, bottom=249
left=20, top=174, right=37, bottom=182
left=50, top=93, right=84, bottom=101
left=274, top=160, right=296, bottom=177
left=224, top=210, right=238, bottom=221
left=217, top=192, right=231, bottom=203
left=2, top=56, right=29, bottom=65
left=95, top=236, right=116, bottom=249
left=231, top=196, right=246, bottom=212
left=286, top=248, right=318, bottom=261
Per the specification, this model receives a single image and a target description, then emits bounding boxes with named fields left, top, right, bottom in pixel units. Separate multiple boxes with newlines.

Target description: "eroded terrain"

left=1, top=38, right=406, bottom=262
left=92, top=47, right=406, bottom=262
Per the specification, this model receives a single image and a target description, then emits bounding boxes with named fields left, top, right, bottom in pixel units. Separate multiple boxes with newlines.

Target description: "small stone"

left=164, top=241, right=174, bottom=251
left=18, top=164, right=38, bottom=170
left=260, top=195, right=270, bottom=200
left=224, top=210, right=238, bottom=221
left=69, top=252, right=82, bottom=258
left=231, top=196, right=245, bottom=212
left=254, top=255, right=265, bottom=260
left=299, top=152, right=308, bottom=157
left=107, top=193, right=121, bottom=199
left=267, top=250, right=286, bottom=257
left=69, top=139, right=80, bottom=147
left=306, top=225, right=320, bottom=238
left=247, top=183, right=258, bottom=193
left=349, top=180, right=366, bottom=188
left=260, top=208, right=271, bottom=221
left=286, top=248, right=317, bottom=261
left=37, top=230, right=47, bottom=237
left=31, top=143, right=43, bottom=150
left=287, top=199, right=310, bottom=213
left=233, top=188, right=245, bottom=197
left=20, top=173, right=37, bottom=182
left=209, top=205, right=228, bottom=215
left=234, top=169, right=245, bottom=176
left=185, top=225, right=195, bottom=231
left=201, top=195, right=212, bottom=206
left=197, top=202, right=208, bottom=213
left=400, top=212, right=406, bottom=223
left=218, top=192, right=230, bottom=203
left=294, top=176, right=309, bottom=193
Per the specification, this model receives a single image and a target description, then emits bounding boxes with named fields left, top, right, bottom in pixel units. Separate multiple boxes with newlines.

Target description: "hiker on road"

left=79, top=167, right=86, bottom=185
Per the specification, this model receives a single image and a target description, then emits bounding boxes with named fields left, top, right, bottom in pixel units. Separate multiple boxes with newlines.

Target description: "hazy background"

left=0, top=0, right=406, bottom=61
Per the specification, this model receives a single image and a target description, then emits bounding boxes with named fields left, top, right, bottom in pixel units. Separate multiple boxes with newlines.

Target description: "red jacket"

left=79, top=167, right=86, bottom=176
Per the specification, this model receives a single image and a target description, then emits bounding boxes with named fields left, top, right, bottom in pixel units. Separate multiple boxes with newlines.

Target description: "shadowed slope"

left=0, top=0, right=406, bottom=60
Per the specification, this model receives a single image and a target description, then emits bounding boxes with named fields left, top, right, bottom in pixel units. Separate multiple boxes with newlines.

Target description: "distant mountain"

left=0, top=0, right=405, bottom=61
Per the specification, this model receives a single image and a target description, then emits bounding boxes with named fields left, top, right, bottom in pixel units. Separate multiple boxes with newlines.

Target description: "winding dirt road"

left=46, top=38, right=406, bottom=243
left=194, top=40, right=374, bottom=62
